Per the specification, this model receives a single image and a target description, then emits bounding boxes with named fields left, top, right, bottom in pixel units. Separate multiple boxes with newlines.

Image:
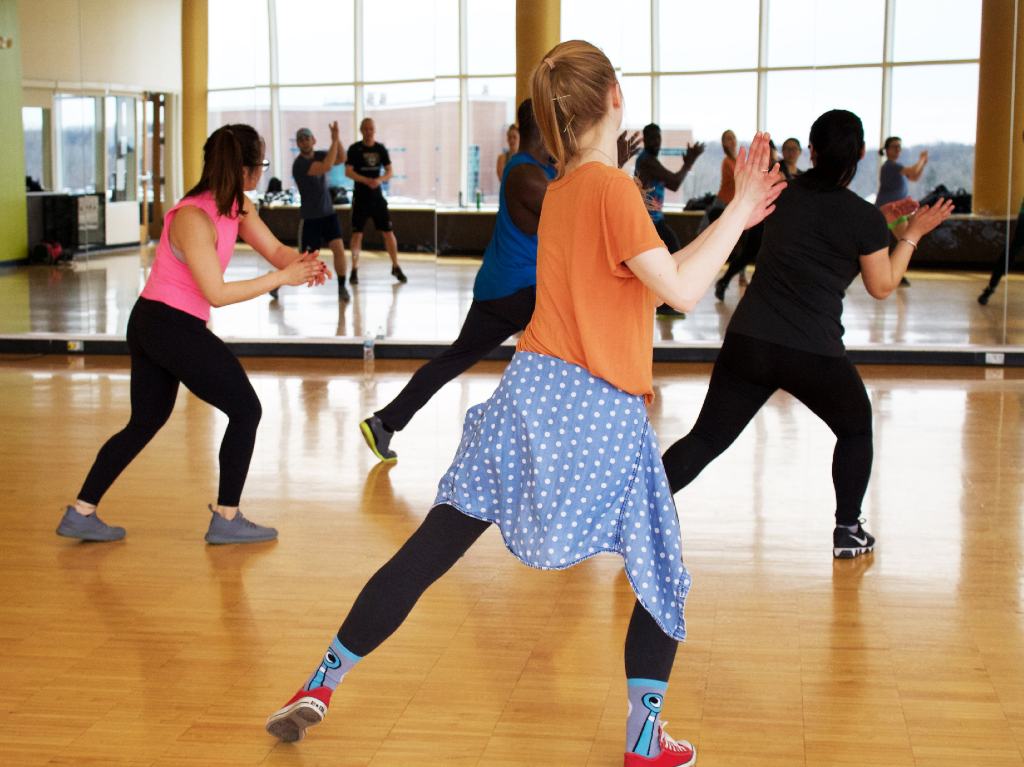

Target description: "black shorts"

left=300, top=213, right=343, bottom=251
left=351, top=194, right=393, bottom=232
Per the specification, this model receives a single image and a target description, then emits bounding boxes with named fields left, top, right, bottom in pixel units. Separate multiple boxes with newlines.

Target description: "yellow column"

left=972, top=0, right=1024, bottom=216
left=0, top=0, right=28, bottom=263
left=516, top=0, right=560, bottom=108
left=181, top=0, right=208, bottom=191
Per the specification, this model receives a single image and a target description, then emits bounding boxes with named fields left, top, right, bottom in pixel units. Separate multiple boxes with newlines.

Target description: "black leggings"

left=337, top=504, right=678, bottom=681
left=987, top=207, right=1024, bottom=290
left=719, top=222, right=763, bottom=288
left=78, top=298, right=262, bottom=507
left=375, top=286, right=535, bottom=432
left=661, top=332, right=873, bottom=527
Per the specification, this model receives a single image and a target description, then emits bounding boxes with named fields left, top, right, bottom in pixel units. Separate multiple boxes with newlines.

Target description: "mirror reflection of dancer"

left=267, top=41, right=783, bottom=767
left=495, top=122, right=520, bottom=181
left=714, top=140, right=782, bottom=301
left=292, top=123, right=350, bottom=301
left=56, top=125, right=329, bottom=544
left=662, top=110, right=953, bottom=560
left=876, top=136, right=928, bottom=206
left=634, top=123, right=705, bottom=318
left=345, top=118, right=406, bottom=285
left=780, top=136, right=804, bottom=180
left=877, top=136, right=927, bottom=288
left=699, top=129, right=738, bottom=230
left=979, top=129, right=1024, bottom=305
left=360, top=99, right=554, bottom=461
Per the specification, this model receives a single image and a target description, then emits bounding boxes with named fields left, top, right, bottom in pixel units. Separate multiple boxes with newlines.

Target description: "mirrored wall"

left=4, top=0, right=1022, bottom=355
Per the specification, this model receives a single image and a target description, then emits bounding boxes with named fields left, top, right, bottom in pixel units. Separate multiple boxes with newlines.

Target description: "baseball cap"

left=296, top=128, right=313, bottom=140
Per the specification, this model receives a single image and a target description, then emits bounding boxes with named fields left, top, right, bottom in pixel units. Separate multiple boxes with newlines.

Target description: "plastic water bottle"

left=362, top=330, right=375, bottom=363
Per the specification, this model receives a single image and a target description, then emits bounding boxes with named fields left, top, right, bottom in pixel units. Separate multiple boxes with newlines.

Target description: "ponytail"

left=531, top=40, right=617, bottom=179
left=185, top=124, right=264, bottom=217
left=805, top=109, right=864, bottom=190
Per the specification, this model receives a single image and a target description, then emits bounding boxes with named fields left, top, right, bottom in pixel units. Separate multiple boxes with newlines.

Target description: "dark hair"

left=879, top=135, right=901, bottom=156
left=517, top=99, right=539, bottom=145
left=642, top=123, right=661, bottom=143
left=185, top=124, right=263, bottom=217
left=806, top=109, right=864, bottom=189
left=532, top=40, right=618, bottom=179
left=782, top=137, right=801, bottom=150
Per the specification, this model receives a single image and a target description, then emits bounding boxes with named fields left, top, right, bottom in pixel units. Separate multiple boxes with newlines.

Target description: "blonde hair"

left=531, top=40, right=617, bottom=179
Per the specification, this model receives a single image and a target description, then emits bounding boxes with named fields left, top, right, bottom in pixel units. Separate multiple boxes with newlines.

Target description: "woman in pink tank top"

left=57, top=124, right=330, bottom=545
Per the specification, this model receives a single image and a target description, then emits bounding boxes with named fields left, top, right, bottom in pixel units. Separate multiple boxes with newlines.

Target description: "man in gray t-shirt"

left=292, top=122, right=349, bottom=301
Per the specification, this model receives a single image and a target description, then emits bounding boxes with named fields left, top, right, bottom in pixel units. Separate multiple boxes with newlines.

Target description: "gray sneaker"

left=204, top=506, right=278, bottom=545
left=56, top=505, right=126, bottom=542
left=360, top=416, right=397, bottom=462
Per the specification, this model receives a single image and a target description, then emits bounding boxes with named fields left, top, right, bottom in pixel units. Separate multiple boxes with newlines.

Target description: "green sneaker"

left=360, top=416, right=397, bottom=462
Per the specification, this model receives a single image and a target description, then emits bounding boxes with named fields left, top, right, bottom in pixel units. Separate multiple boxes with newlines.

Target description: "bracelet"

left=899, top=237, right=918, bottom=250
left=887, top=214, right=909, bottom=230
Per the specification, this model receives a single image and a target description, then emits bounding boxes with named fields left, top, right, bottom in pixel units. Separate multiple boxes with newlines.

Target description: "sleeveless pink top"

left=140, top=191, right=241, bottom=321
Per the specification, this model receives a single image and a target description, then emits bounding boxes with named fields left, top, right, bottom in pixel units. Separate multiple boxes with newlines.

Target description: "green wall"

left=0, top=0, right=27, bottom=263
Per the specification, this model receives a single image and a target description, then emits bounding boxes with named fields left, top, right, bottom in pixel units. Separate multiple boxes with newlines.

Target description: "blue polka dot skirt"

left=433, top=351, right=691, bottom=640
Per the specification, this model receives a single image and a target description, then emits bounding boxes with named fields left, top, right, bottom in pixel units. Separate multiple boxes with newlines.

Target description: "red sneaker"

left=265, top=686, right=332, bottom=742
left=624, top=723, right=697, bottom=767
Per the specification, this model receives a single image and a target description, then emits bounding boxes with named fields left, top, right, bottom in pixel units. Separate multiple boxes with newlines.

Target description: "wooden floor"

left=2, top=355, right=1024, bottom=766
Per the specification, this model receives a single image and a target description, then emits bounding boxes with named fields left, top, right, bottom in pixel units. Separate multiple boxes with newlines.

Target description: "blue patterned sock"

left=626, top=678, right=668, bottom=757
left=303, top=636, right=361, bottom=691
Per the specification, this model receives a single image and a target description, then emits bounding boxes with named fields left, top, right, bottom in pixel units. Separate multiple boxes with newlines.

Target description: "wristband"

left=898, top=237, right=918, bottom=250
left=887, top=214, right=909, bottom=230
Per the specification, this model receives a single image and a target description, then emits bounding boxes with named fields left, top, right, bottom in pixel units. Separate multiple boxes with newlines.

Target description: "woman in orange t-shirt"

left=699, top=129, right=739, bottom=234
left=268, top=41, right=783, bottom=764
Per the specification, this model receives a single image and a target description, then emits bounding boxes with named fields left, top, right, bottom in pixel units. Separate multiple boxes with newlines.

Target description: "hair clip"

left=562, top=114, right=575, bottom=134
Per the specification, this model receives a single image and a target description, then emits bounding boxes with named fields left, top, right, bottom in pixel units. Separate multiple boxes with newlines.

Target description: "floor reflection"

left=1, top=246, right=1022, bottom=347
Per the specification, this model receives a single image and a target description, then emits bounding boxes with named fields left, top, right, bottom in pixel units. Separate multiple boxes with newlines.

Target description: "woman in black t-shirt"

left=662, top=110, right=954, bottom=560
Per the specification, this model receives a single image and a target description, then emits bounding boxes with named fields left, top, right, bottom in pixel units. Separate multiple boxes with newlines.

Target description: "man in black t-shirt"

left=292, top=123, right=349, bottom=301
left=345, top=118, right=406, bottom=284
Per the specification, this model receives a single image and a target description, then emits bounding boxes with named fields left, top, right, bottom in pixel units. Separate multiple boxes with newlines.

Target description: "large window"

left=208, top=0, right=515, bottom=206
left=279, top=86, right=355, bottom=191
left=208, top=0, right=271, bottom=89
left=208, top=88, right=273, bottom=191
left=23, top=107, right=49, bottom=189
left=57, top=96, right=99, bottom=194
left=276, top=0, right=355, bottom=84
left=562, top=0, right=982, bottom=206
left=468, top=77, right=516, bottom=203
left=889, top=64, right=979, bottom=198
left=362, top=81, right=437, bottom=203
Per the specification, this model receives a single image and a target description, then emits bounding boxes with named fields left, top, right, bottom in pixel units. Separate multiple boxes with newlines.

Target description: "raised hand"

left=329, top=121, right=340, bottom=143
left=617, top=130, right=642, bottom=167
left=733, top=132, right=787, bottom=229
left=906, top=198, right=954, bottom=240
left=682, top=141, right=705, bottom=167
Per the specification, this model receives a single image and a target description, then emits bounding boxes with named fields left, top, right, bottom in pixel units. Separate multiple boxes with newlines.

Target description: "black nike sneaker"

left=833, top=521, right=876, bottom=559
